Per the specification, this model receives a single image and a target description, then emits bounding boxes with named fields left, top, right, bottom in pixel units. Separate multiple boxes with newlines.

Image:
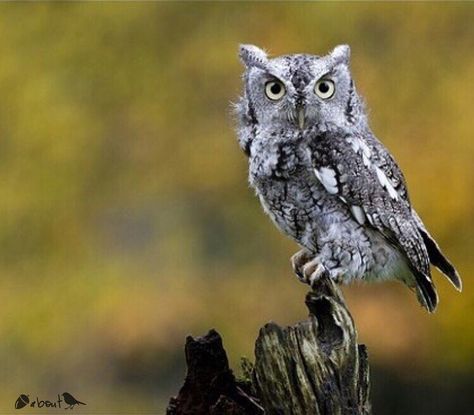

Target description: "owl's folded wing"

left=307, top=132, right=438, bottom=311
left=362, top=133, right=460, bottom=291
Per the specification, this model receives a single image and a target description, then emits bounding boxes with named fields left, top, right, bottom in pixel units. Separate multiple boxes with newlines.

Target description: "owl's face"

left=239, top=44, right=359, bottom=133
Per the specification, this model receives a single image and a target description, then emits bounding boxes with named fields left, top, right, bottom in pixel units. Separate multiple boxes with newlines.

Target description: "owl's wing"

left=307, top=131, right=438, bottom=311
left=368, top=137, right=410, bottom=203
left=366, top=135, right=462, bottom=291
left=369, top=135, right=461, bottom=291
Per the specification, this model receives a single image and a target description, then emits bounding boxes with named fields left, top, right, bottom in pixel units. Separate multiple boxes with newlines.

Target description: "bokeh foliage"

left=0, top=3, right=472, bottom=414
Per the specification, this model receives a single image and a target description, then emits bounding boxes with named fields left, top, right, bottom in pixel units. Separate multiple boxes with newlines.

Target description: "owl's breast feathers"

left=248, top=130, right=305, bottom=183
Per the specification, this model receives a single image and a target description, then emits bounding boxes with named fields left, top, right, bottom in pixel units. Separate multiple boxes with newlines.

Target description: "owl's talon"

left=309, top=264, right=329, bottom=289
left=291, top=248, right=313, bottom=282
left=302, top=258, right=328, bottom=288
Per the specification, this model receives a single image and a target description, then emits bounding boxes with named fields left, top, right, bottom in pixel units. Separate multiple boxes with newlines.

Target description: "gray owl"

left=234, top=44, right=462, bottom=312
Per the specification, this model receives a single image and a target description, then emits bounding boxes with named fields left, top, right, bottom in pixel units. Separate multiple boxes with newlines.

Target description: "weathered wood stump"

left=167, top=276, right=371, bottom=414
left=166, top=329, right=264, bottom=415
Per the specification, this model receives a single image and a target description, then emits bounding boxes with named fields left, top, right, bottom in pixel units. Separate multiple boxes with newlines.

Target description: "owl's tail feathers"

left=418, top=227, right=462, bottom=292
left=412, top=268, right=439, bottom=313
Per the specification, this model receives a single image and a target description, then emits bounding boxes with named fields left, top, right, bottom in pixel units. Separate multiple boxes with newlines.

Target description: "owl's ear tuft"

left=239, top=44, right=268, bottom=70
left=329, top=44, right=351, bottom=65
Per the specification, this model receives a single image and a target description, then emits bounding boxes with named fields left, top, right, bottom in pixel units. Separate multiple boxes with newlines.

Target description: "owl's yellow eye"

left=265, top=80, right=286, bottom=101
left=315, top=79, right=335, bottom=99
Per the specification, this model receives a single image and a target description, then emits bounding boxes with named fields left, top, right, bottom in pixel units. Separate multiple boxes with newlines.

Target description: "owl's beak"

left=297, top=107, right=305, bottom=130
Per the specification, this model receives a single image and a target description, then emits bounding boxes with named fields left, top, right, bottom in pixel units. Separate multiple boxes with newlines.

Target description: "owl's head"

left=237, top=44, right=365, bottom=134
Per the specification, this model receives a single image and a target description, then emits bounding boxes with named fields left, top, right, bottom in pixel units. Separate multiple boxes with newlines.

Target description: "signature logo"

left=15, top=393, right=86, bottom=410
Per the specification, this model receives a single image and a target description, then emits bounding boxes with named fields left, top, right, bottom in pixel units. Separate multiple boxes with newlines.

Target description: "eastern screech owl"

left=234, top=44, right=461, bottom=312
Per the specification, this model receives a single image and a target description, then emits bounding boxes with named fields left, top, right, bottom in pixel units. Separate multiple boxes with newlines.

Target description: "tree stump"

left=167, top=276, right=371, bottom=414
left=166, top=329, right=264, bottom=415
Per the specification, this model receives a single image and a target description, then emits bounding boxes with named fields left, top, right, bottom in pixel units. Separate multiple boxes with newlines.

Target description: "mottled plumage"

left=234, top=44, right=461, bottom=312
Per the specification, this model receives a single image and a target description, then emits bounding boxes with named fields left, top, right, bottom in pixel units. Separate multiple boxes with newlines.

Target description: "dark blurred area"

left=0, top=3, right=472, bottom=414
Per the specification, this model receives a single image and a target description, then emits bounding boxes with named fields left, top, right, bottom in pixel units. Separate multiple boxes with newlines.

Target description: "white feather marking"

left=375, top=167, right=399, bottom=200
left=314, top=167, right=338, bottom=194
left=320, top=167, right=337, bottom=186
left=366, top=213, right=374, bottom=226
left=375, top=166, right=387, bottom=185
left=347, top=137, right=360, bottom=153
left=350, top=205, right=366, bottom=225
left=386, top=184, right=399, bottom=200
left=362, top=152, right=371, bottom=167
left=314, top=168, right=322, bottom=182
left=347, top=137, right=372, bottom=168
left=339, top=196, right=347, bottom=204
left=359, top=140, right=372, bottom=158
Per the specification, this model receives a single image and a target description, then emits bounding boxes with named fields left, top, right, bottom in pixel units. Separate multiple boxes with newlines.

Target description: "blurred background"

left=0, top=2, right=472, bottom=414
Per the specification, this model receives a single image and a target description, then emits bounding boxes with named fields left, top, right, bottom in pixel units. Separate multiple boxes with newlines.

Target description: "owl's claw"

left=302, top=258, right=329, bottom=289
left=291, top=248, right=313, bottom=282
left=291, top=249, right=328, bottom=288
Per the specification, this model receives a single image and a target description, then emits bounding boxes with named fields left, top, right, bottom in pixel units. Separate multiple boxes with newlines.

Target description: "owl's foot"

left=302, top=258, right=329, bottom=289
left=291, top=248, right=313, bottom=282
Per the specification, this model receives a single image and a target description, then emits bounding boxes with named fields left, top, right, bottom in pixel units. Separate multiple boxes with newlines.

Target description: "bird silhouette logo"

left=61, top=393, right=86, bottom=410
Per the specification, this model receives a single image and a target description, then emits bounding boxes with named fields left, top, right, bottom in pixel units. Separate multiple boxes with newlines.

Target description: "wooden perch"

left=167, top=276, right=371, bottom=415
left=166, top=329, right=263, bottom=415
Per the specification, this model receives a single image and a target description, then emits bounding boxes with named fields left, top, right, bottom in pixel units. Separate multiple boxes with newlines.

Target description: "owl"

left=234, top=44, right=462, bottom=312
